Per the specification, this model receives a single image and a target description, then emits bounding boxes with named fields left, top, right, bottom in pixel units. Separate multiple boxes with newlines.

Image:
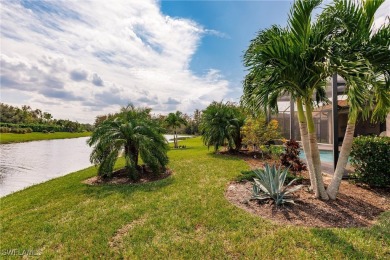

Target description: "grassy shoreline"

left=1, top=137, right=389, bottom=258
left=0, top=132, right=91, bottom=144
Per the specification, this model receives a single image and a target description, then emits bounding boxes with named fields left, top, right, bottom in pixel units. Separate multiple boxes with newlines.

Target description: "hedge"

left=0, top=123, right=70, bottom=132
left=0, top=126, right=33, bottom=134
left=350, top=135, right=390, bottom=187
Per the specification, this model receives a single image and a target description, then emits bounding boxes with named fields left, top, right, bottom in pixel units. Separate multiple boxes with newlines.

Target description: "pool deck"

left=320, top=161, right=353, bottom=177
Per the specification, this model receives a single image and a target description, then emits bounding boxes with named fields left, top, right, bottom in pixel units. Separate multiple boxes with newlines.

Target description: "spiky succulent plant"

left=251, top=164, right=303, bottom=205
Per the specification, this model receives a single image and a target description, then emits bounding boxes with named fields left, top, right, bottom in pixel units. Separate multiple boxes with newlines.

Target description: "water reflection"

left=0, top=135, right=192, bottom=197
left=0, top=137, right=92, bottom=197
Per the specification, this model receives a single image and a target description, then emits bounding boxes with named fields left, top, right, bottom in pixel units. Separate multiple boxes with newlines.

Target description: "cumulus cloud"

left=373, top=0, right=390, bottom=31
left=0, top=0, right=231, bottom=122
left=164, top=97, right=181, bottom=105
left=91, top=73, right=104, bottom=86
left=39, top=88, right=85, bottom=101
left=70, top=69, right=88, bottom=81
left=137, top=96, right=158, bottom=105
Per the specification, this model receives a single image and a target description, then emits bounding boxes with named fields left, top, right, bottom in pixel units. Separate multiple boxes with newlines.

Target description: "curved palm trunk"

left=305, top=104, right=329, bottom=200
left=327, top=118, right=356, bottom=199
left=296, top=99, right=316, bottom=192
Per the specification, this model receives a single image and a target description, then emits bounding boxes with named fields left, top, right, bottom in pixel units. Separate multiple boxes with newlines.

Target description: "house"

left=271, top=75, right=389, bottom=169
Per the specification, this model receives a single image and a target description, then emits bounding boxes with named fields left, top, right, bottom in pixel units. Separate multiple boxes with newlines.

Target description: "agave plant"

left=251, top=164, right=303, bottom=205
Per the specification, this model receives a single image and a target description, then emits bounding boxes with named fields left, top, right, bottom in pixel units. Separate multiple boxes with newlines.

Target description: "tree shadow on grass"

left=81, top=175, right=174, bottom=198
left=310, top=229, right=381, bottom=259
left=169, top=146, right=195, bottom=150
left=207, top=152, right=244, bottom=161
left=360, top=211, right=390, bottom=245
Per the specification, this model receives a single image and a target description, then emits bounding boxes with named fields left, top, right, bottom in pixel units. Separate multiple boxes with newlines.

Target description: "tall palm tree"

left=242, top=0, right=333, bottom=199
left=324, top=0, right=390, bottom=199
left=200, top=101, right=245, bottom=152
left=88, top=104, right=169, bottom=180
left=165, top=111, right=187, bottom=148
left=242, top=0, right=389, bottom=200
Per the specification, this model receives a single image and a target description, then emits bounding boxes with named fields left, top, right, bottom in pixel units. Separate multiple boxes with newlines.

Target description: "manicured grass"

left=0, top=132, right=91, bottom=144
left=1, top=137, right=389, bottom=258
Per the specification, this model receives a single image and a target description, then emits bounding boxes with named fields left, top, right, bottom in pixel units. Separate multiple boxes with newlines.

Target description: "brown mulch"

left=83, top=167, right=172, bottom=185
left=225, top=155, right=390, bottom=228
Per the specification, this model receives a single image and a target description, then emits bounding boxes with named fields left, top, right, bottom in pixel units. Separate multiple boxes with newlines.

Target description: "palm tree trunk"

left=296, top=99, right=316, bottom=192
left=305, top=103, right=329, bottom=200
left=327, top=118, right=356, bottom=199
left=126, top=143, right=139, bottom=180
left=174, top=128, right=178, bottom=148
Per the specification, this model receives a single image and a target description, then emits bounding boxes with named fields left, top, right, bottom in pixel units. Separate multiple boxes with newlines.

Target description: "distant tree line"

left=0, top=103, right=93, bottom=133
left=94, top=108, right=202, bottom=136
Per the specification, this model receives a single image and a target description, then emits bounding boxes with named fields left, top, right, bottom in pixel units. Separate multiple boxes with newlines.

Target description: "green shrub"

left=250, top=164, right=303, bottom=205
left=0, top=127, right=11, bottom=133
left=237, top=168, right=303, bottom=184
left=350, top=136, right=390, bottom=187
left=10, top=128, right=27, bottom=134
left=0, top=122, right=66, bottom=132
left=236, top=170, right=257, bottom=182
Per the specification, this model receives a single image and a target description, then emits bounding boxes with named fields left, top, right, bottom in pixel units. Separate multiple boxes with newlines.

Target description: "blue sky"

left=0, top=0, right=389, bottom=123
left=161, top=1, right=291, bottom=84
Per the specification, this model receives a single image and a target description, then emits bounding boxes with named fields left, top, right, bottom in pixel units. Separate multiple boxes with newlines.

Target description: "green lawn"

left=0, top=132, right=91, bottom=144
left=1, top=137, right=389, bottom=258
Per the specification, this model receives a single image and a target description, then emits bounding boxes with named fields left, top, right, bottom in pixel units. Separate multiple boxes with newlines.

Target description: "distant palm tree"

left=200, top=101, right=245, bottom=152
left=165, top=111, right=187, bottom=148
left=87, top=104, right=169, bottom=180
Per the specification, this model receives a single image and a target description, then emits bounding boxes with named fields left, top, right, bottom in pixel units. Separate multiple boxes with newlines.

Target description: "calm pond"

left=0, top=135, right=191, bottom=197
left=0, top=137, right=92, bottom=197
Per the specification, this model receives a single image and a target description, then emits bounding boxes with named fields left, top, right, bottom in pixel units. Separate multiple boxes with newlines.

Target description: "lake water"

left=0, top=135, right=191, bottom=197
left=0, top=137, right=92, bottom=197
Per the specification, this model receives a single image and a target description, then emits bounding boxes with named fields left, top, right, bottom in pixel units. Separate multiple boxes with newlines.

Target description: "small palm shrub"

left=280, top=139, right=306, bottom=172
left=88, top=104, right=169, bottom=180
left=350, top=136, right=390, bottom=187
left=200, top=101, right=245, bottom=152
left=251, top=164, right=303, bottom=205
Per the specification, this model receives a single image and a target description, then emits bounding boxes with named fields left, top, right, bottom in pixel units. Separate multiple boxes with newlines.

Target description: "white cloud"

left=0, top=0, right=231, bottom=123
left=373, top=0, right=390, bottom=31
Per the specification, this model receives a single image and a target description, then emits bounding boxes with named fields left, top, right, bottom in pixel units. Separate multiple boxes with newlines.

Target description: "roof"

left=314, top=100, right=349, bottom=112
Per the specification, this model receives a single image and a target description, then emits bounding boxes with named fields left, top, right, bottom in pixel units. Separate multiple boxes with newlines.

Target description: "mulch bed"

left=83, top=167, right=172, bottom=185
left=225, top=154, right=390, bottom=228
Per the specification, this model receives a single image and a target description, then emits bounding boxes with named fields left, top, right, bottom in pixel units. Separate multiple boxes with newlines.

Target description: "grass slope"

left=0, top=132, right=91, bottom=144
left=1, top=137, right=389, bottom=259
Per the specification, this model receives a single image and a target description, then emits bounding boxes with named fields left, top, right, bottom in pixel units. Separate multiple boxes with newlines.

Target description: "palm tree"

left=324, top=0, right=390, bottom=199
left=200, top=101, right=245, bottom=152
left=165, top=111, right=187, bottom=148
left=242, top=0, right=389, bottom=200
left=242, top=0, right=333, bottom=199
left=87, top=104, right=169, bottom=180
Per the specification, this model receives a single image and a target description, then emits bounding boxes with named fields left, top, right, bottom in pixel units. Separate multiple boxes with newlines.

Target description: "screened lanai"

left=270, top=75, right=387, bottom=170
